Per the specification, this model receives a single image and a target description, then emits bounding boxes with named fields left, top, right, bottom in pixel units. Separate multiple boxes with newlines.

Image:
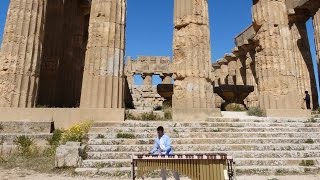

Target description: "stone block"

left=0, top=108, right=125, bottom=129
left=173, top=108, right=221, bottom=121
left=127, top=109, right=165, bottom=119
left=266, top=109, right=311, bottom=118
left=55, top=142, right=82, bottom=168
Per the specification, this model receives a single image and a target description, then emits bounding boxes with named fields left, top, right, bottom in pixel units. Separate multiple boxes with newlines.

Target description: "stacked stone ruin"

left=124, top=56, right=172, bottom=110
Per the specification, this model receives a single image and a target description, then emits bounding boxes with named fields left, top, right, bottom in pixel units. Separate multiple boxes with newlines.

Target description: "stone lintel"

left=0, top=108, right=125, bottom=129
left=266, top=109, right=311, bottom=118
left=173, top=108, right=221, bottom=121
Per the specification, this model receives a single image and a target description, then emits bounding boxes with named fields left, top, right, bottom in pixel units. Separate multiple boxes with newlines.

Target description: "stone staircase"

left=76, top=117, right=320, bottom=178
left=0, top=120, right=53, bottom=154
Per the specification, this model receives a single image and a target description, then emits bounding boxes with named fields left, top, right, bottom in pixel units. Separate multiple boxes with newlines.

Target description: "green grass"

left=96, top=134, right=105, bottom=139
left=305, top=139, right=315, bottom=144
left=247, top=107, right=266, bottom=117
left=116, top=133, right=135, bottom=139
left=299, top=160, right=315, bottom=166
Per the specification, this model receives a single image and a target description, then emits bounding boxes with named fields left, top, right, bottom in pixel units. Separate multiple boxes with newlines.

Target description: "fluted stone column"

left=253, top=0, right=300, bottom=110
left=142, top=73, right=152, bottom=86
left=160, top=73, right=172, bottom=84
left=245, top=50, right=259, bottom=107
left=235, top=54, right=246, bottom=86
left=226, top=61, right=236, bottom=85
left=80, top=0, right=126, bottom=109
left=291, top=15, right=318, bottom=109
left=0, top=0, right=47, bottom=107
left=313, top=9, right=320, bottom=98
left=173, top=0, right=218, bottom=120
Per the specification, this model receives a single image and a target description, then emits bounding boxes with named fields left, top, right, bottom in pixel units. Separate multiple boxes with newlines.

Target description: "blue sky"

left=0, top=0, right=318, bottom=93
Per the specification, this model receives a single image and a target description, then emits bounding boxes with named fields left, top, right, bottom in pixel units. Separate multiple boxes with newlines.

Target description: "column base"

left=266, top=109, right=311, bottom=118
left=173, top=108, right=221, bottom=121
left=0, top=108, right=125, bottom=129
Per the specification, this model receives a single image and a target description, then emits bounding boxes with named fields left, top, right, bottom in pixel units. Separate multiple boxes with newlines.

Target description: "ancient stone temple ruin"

left=124, top=56, right=173, bottom=110
left=1, top=0, right=320, bottom=178
left=0, top=0, right=319, bottom=125
left=213, top=0, right=320, bottom=117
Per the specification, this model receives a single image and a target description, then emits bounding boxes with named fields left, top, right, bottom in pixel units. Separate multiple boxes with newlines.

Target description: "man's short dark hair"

left=157, top=126, right=164, bottom=132
left=305, top=91, right=309, bottom=94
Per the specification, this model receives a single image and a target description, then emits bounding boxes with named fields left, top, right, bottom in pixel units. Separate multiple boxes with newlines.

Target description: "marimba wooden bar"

left=131, top=153, right=234, bottom=180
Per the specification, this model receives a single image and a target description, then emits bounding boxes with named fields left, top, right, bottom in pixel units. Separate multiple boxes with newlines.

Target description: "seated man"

left=150, top=126, right=180, bottom=180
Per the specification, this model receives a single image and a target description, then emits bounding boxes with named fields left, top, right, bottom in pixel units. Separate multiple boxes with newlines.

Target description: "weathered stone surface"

left=253, top=0, right=300, bottom=110
left=0, top=0, right=47, bottom=107
left=55, top=142, right=82, bottom=168
left=290, top=14, right=318, bottom=109
left=80, top=0, right=126, bottom=109
left=172, top=0, right=216, bottom=120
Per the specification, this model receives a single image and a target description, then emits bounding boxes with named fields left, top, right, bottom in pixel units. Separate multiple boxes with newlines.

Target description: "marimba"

left=131, top=153, right=234, bottom=180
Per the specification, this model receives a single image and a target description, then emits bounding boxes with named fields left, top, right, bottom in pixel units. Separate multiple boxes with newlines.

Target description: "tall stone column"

left=313, top=9, right=320, bottom=99
left=80, top=0, right=126, bottom=109
left=0, top=0, right=47, bottom=107
left=291, top=15, right=318, bottom=109
left=252, top=0, right=300, bottom=110
left=142, top=73, right=152, bottom=86
left=173, top=0, right=218, bottom=120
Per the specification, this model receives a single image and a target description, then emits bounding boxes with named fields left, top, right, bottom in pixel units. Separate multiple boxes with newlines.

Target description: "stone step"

left=81, top=158, right=320, bottom=168
left=89, top=127, right=320, bottom=134
left=235, top=166, right=320, bottom=175
left=87, top=144, right=320, bottom=152
left=0, top=133, right=52, bottom=145
left=75, top=166, right=320, bottom=177
left=0, top=120, right=52, bottom=133
left=93, top=118, right=320, bottom=127
left=88, top=132, right=320, bottom=139
left=87, top=151, right=320, bottom=160
left=88, top=138, right=320, bottom=145
left=207, top=117, right=310, bottom=123
left=92, top=122, right=319, bottom=128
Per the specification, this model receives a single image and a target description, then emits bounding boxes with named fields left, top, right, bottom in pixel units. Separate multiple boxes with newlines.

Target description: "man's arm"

left=150, top=138, right=159, bottom=154
left=162, top=136, right=172, bottom=153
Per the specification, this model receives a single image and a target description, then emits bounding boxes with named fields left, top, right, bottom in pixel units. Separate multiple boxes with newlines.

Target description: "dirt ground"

left=0, top=168, right=319, bottom=180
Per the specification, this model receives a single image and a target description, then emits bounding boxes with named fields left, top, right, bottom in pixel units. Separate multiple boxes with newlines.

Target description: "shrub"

left=43, top=129, right=64, bottom=156
left=14, top=136, right=35, bottom=156
left=299, top=160, right=315, bottom=166
left=47, top=129, right=63, bottom=146
left=141, top=112, right=161, bottom=121
left=305, top=139, right=314, bottom=144
left=306, top=118, right=317, bottom=123
left=62, top=121, right=92, bottom=143
left=125, top=112, right=139, bottom=120
left=97, top=134, right=105, bottom=139
left=0, top=123, right=3, bottom=131
left=247, top=107, right=266, bottom=117
left=116, top=133, right=135, bottom=139
left=162, top=105, right=172, bottom=120
left=225, top=103, right=246, bottom=112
